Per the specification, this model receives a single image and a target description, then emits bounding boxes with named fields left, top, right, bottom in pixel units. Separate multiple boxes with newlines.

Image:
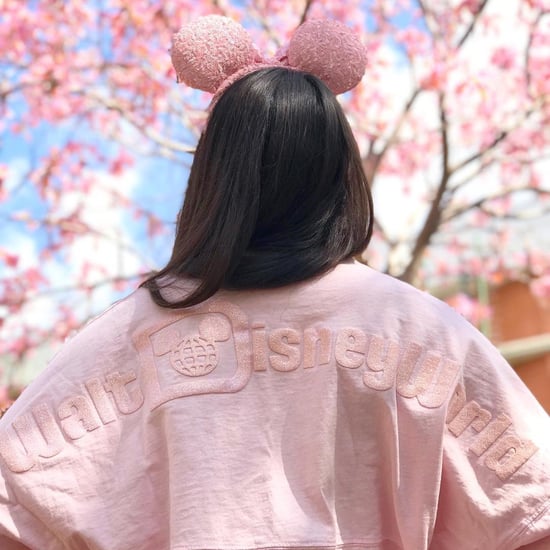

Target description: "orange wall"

left=490, top=281, right=550, bottom=413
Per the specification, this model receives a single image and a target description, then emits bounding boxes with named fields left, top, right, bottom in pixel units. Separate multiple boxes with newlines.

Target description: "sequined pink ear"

left=171, top=15, right=367, bottom=97
left=171, top=15, right=261, bottom=93
left=286, top=19, right=367, bottom=95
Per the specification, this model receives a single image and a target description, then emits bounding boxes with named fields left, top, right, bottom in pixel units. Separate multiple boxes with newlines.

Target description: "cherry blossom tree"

left=1, top=0, right=549, bottom=407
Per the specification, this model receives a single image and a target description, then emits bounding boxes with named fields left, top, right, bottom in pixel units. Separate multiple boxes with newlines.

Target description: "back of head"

left=144, top=67, right=373, bottom=308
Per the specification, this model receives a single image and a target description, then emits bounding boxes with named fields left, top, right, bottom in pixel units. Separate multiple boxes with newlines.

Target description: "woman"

left=0, top=16, right=548, bottom=550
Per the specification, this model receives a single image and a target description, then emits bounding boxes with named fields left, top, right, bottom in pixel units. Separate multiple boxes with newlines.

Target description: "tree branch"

left=478, top=197, right=550, bottom=220
left=299, top=0, right=314, bottom=25
left=456, top=0, right=490, bottom=49
left=450, top=130, right=508, bottom=175
left=525, top=10, right=546, bottom=94
left=417, top=0, right=441, bottom=39
left=442, top=187, right=550, bottom=223
left=2, top=212, right=155, bottom=268
left=367, top=88, right=421, bottom=184
left=81, top=91, right=196, bottom=154
left=398, top=92, right=450, bottom=283
left=449, top=104, right=541, bottom=176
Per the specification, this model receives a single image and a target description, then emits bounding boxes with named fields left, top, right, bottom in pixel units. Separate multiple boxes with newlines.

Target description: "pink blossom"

left=530, top=275, right=550, bottom=300
left=491, top=47, right=515, bottom=70
left=447, top=293, right=492, bottom=327
left=0, top=248, right=19, bottom=268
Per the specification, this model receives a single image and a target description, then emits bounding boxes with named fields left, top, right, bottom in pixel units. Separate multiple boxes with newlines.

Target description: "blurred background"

left=1, top=0, right=549, bottom=412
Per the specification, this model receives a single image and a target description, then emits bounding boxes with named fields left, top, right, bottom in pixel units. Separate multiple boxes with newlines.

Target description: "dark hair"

left=142, top=67, right=373, bottom=308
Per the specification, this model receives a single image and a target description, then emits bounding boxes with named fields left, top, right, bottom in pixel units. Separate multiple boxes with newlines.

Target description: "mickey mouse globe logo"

left=171, top=335, right=218, bottom=377
left=169, top=315, right=231, bottom=377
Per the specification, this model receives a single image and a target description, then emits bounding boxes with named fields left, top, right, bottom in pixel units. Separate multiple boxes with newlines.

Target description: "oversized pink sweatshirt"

left=0, top=262, right=549, bottom=549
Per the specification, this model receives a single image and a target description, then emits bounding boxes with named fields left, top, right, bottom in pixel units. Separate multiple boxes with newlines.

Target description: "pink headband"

left=171, top=15, right=367, bottom=102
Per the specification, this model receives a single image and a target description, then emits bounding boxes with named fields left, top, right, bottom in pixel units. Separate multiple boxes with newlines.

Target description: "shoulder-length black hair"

left=142, top=67, right=373, bottom=308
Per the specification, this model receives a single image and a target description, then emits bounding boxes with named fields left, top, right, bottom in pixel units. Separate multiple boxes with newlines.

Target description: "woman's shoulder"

left=315, top=261, right=441, bottom=302
left=50, top=288, right=148, bottom=363
left=0, top=288, right=154, bottom=422
left=311, top=261, right=470, bottom=329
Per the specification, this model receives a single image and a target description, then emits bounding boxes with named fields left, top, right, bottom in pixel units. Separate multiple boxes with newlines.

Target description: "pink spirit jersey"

left=0, top=262, right=549, bottom=550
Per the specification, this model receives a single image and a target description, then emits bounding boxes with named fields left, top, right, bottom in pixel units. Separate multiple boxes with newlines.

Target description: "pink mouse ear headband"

left=171, top=15, right=367, bottom=103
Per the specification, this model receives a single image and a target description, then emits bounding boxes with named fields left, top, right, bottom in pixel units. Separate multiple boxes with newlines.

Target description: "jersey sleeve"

left=0, top=338, right=94, bottom=549
left=0, top=459, right=59, bottom=550
left=431, top=329, right=550, bottom=549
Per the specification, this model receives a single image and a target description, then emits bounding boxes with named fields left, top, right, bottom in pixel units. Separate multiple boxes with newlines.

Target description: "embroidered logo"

left=445, top=384, right=538, bottom=480
left=0, top=300, right=540, bottom=481
left=167, top=316, right=230, bottom=377
left=137, top=301, right=251, bottom=410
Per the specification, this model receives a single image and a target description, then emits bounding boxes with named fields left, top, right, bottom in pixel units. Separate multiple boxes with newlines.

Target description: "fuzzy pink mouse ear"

left=287, top=19, right=367, bottom=95
left=171, top=15, right=261, bottom=93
